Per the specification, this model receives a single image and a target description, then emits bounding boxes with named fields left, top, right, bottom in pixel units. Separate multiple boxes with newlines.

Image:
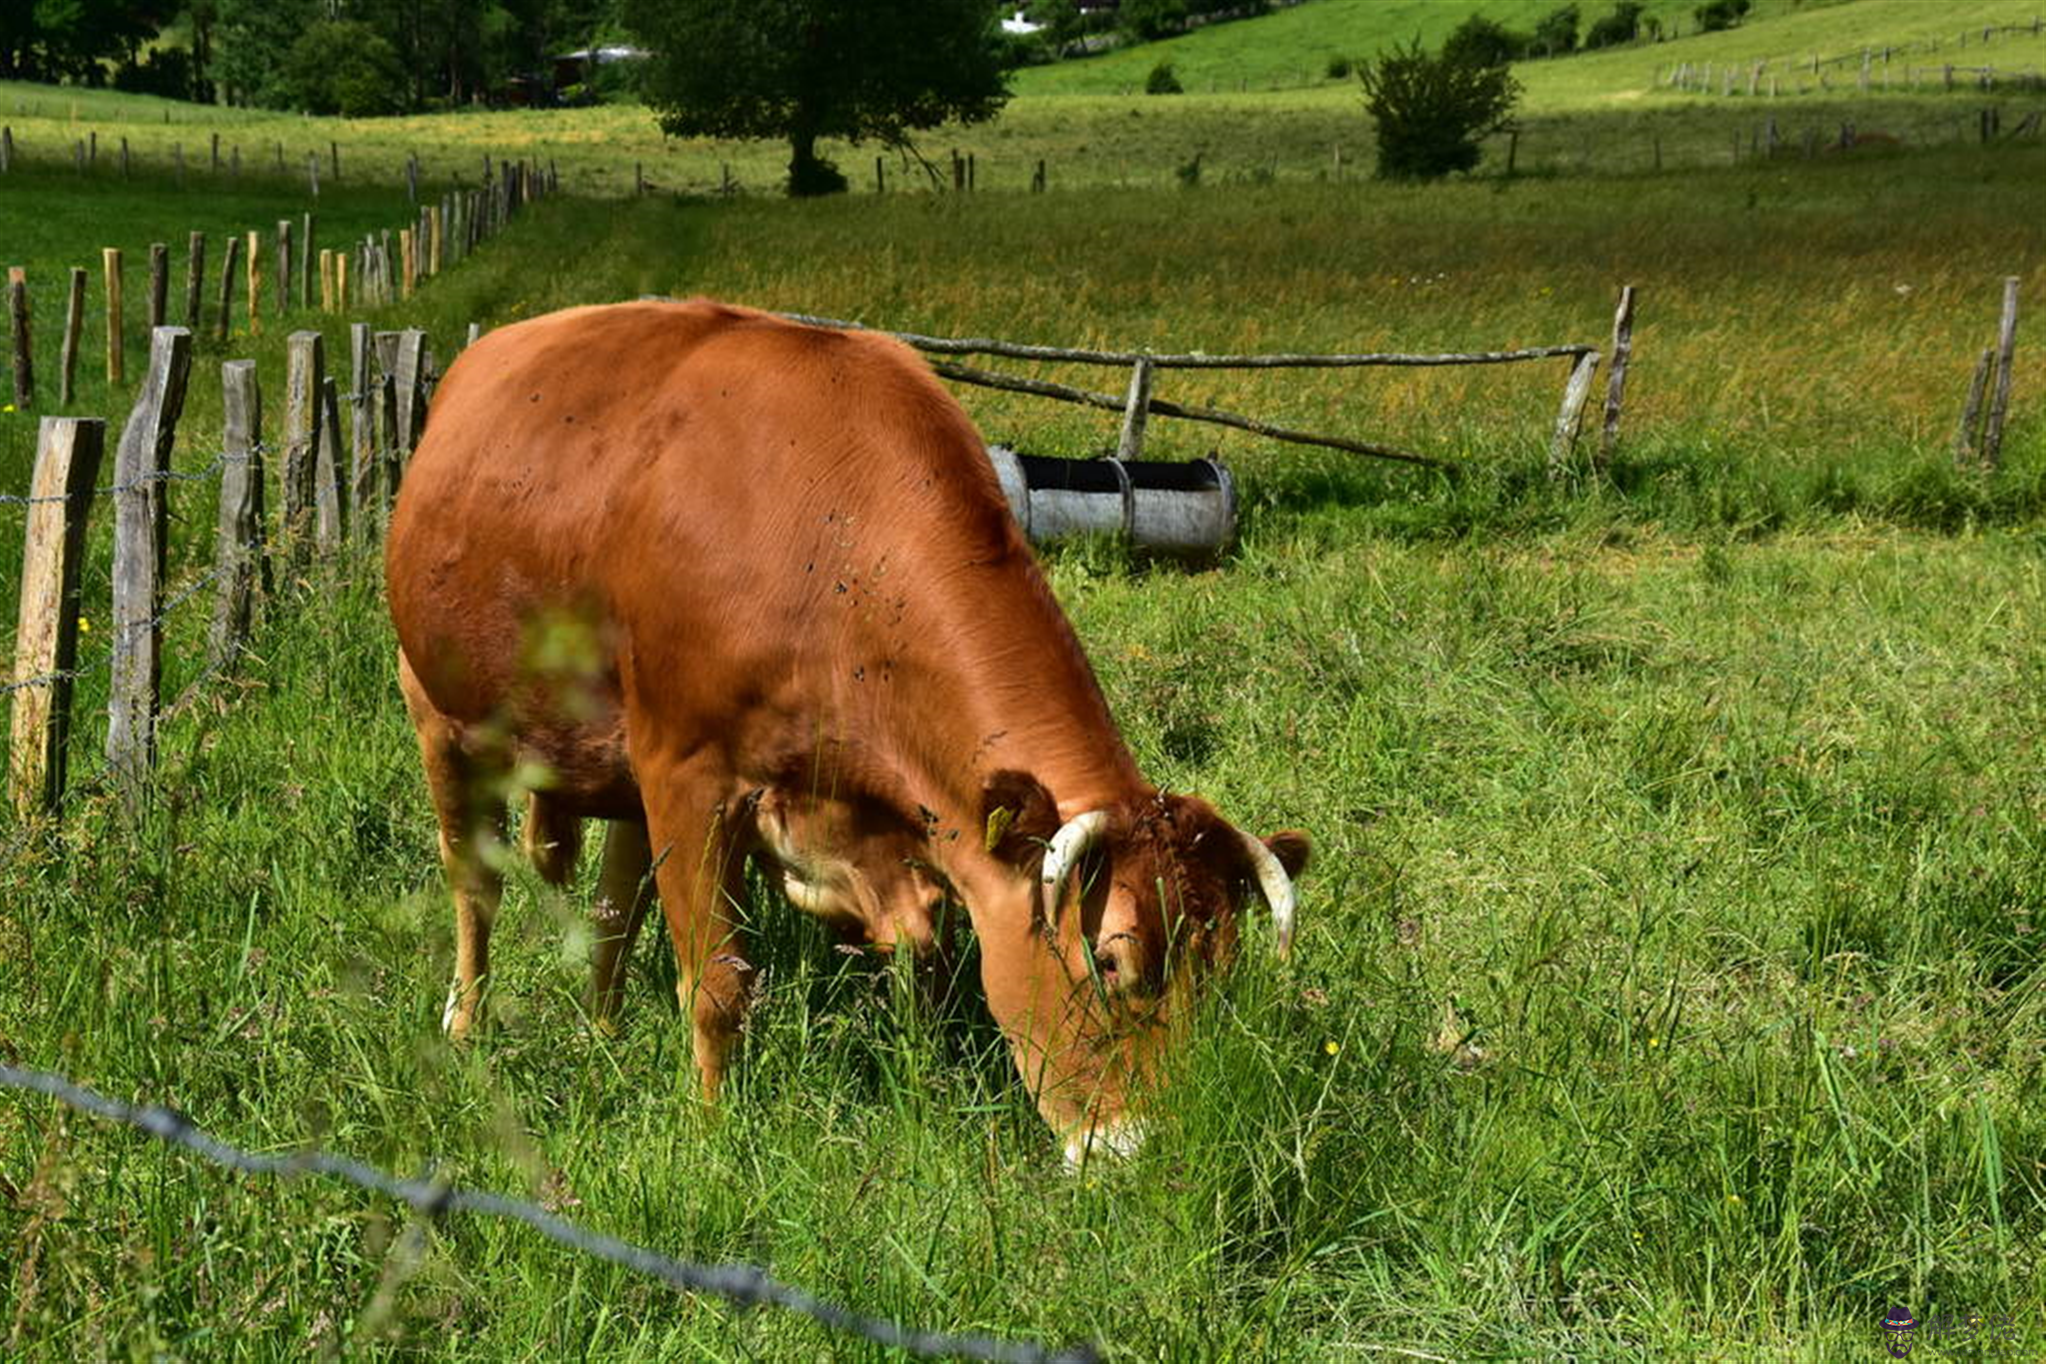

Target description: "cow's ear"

left=981, top=769, right=1060, bottom=866
left=1263, top=829, right=1312, bottom=880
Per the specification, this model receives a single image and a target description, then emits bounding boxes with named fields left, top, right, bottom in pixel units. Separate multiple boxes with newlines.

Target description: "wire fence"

left=0, top=1061, right=1101, bottom=1363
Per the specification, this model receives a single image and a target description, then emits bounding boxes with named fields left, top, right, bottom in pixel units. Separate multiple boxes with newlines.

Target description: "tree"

left=1119, top=0, right=1188, bottom=43
left=1530, top=3, right=1579, bottom=56
left=1442, top=14, right=1527, bottom=68
left=285, top=19, right=406, bottom=115
left=1694, top=0, right=1751, bottom=33
left=1359, top=37, right=1520, bottom=180
left=624, top=0, right=1010, bottom=197
left=1584, top=0, right=1643, bottom=48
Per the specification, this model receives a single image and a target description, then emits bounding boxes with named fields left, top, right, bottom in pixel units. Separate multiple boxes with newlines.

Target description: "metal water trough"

left=986, top=447, right=1238, bottom=561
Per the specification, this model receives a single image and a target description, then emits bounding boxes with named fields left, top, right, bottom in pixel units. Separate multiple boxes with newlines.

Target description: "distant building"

left=551, top=45, right=649, bottom=93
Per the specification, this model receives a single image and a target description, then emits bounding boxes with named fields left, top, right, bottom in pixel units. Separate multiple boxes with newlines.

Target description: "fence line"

left=0, top=1061, right=1099, bottom=1364
left=773, top=304, right=1626, bottom=474
left=4, top=315, right=439, bottom=816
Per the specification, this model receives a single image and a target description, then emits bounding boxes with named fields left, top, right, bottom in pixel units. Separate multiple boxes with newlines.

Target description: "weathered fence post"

left=58, top=268, right=84, bottom=405
left=374, top=331, right=403, bottom=498
left=1116, top=356, right=1156, bottom=462
left=209, top=360, right=268, bottom=669
left=246, top=228, right=261, bottom=334
left=7, top=267, right=30, bottom=408
left=106, top=326, right=195, bottom=807
left=147, top=243, right=169, bottom=330
left=349, top=323, right=376, bottom=533
left=302, top=212, right=316, bottom=309
left=1955, top=347, right=1993, bottom=464
left=1980, top=276, right=2020, bottom=469
left=184, top=231, right=205, bottom=332
left=214, top=233, right=240, bottom=344
left=315, top=375, right=345, bottom=551
left=1598, top=285, right=1637, bottom=469
left=1548, top=350, right=1602, bottom=477
left=102, top=248, right=123, bottom=385
left=275, top=220, right=292, bottom=318
left=394, top=328, right=429, bottom=458
left=9, top=417, right=107, bottom=814
left=281, top=330, right=324, bottom=568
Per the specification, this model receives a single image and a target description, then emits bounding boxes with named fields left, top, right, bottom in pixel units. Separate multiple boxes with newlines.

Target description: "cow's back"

left=386, top=299, right=1025, bottom=804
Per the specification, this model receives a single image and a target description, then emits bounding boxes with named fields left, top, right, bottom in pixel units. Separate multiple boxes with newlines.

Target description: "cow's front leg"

left=588, top=818, right=656, bottom=1034
left=643, top=775, right=756, bottom=1101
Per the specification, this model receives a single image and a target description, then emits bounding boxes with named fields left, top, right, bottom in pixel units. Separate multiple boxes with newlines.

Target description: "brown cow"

left=386, top=299, right=1309, bottom=1163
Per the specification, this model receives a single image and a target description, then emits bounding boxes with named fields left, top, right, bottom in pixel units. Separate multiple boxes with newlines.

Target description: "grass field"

left=2, top=0, right=2040, bottom=198
left=2, top=6, right=2045, bottom=1357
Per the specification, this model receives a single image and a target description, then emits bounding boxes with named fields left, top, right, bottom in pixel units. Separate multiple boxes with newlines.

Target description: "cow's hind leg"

left=400, top=653, right=510, bottom=1041
left=588, top=819, right=655, bottom=1034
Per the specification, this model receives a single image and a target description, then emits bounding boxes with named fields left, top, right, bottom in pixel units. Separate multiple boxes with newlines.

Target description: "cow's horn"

left=1040, top=811, right=1110, bottom=917
left=1240, top=830, right=1297, bottom=958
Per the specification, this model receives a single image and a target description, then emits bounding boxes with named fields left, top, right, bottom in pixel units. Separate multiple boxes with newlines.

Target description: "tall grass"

left=1, top=87, right=2042, bottom=1360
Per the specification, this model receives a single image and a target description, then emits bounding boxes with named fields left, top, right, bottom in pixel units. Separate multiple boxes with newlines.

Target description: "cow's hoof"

left=1062, top=1118, right=1146, bottom=1172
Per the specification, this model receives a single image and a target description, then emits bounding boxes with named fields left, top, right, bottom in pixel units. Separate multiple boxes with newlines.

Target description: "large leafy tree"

left=1359, top=37, right=1520, bottom=181
left=624, top=0, right=1010, bottom=196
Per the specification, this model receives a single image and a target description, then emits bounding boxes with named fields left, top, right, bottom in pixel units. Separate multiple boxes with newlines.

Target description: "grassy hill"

left=1012, top=0, right=2046, bottom=99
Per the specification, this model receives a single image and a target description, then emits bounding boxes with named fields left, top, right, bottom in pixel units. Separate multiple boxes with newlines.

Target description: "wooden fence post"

left=349, top=323, right=376, bottom=533
left=102, top=248, right=123, bottom=385
left=374, top=331, right=402, bottom=499
left=9, top=417, right=107, bottom=814
left=282, top=330, right=324, bottom=568
left=1116, top=356, right=1156, bottom=462
left=7, top=267, right=30, bottom=408
left=1547, top=350, right=1602, bottom=477
left=58, top=268, right=84, bottom=406
left=246, top=228, right=261, bottom=334
left=400, top=228, right=415, bottom=299
left=302, top=212, right=316, bottom=309
left=394, top=328, right=428, bottom=459
left=214, top=233, right=240, bottom=344
left=1955, top=347, right=1993, bottom=464
left=315, top=375, right=345, bottom=551
left=275, top=219, right=292, bottom=318
left=184, top=231, right=205, bottom=332
left=147, top=242, right=169, bottom=330
left=1980, top=276, right=2020, bottom=469
left=1598, top=285, right=1637, bottom=469
left=106, top=326, right=195, bottom=806
left=210, top=360, right=268, bottom=669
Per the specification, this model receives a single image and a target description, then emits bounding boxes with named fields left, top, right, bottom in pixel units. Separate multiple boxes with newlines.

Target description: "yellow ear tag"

left=984, top=806, right=1015, bottom=853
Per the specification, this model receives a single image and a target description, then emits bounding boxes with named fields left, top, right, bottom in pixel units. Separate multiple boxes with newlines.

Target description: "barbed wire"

left=0, top=563, right=222, bottom=701
left=0, top=1062, right=1101, bottom=1364
left=0, top=446, right=247, bottom=509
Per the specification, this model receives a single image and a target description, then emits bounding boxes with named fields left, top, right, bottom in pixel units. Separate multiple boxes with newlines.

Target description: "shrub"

left=1695, top=0, right=1752, bottom=32
left=1146, top=60, right=1184, bottom=95
left=1585, top=1, right=1645, bottom=48
left=1359, top=37, right=1521, bottom=180
left=1121, top=0, right=1189, bottom=42
left=1326, top=54, right=1352, bottom=80
left=1444, top=15, right=1528, bottom=68
left=1531, top=4, right=1580, bottom=56
left=283, top=20, right=405, bottom=116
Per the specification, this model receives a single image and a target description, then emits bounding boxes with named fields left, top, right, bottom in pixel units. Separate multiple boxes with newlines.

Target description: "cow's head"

left=751, top=787, right=947, bottom=956
left=979, top=770, right=1311, bottom=1161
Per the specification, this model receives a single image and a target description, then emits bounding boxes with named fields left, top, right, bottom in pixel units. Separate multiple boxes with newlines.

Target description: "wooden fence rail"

left=778, top=298, right=1629, bottom=474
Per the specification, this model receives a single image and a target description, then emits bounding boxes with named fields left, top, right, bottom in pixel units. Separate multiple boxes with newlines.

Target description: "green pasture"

left=3, top=0, right=2041, bottom=198
left=2, top=14, right=2045, bottom=1358
left=1011, top=0, right=2044, bottom=98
